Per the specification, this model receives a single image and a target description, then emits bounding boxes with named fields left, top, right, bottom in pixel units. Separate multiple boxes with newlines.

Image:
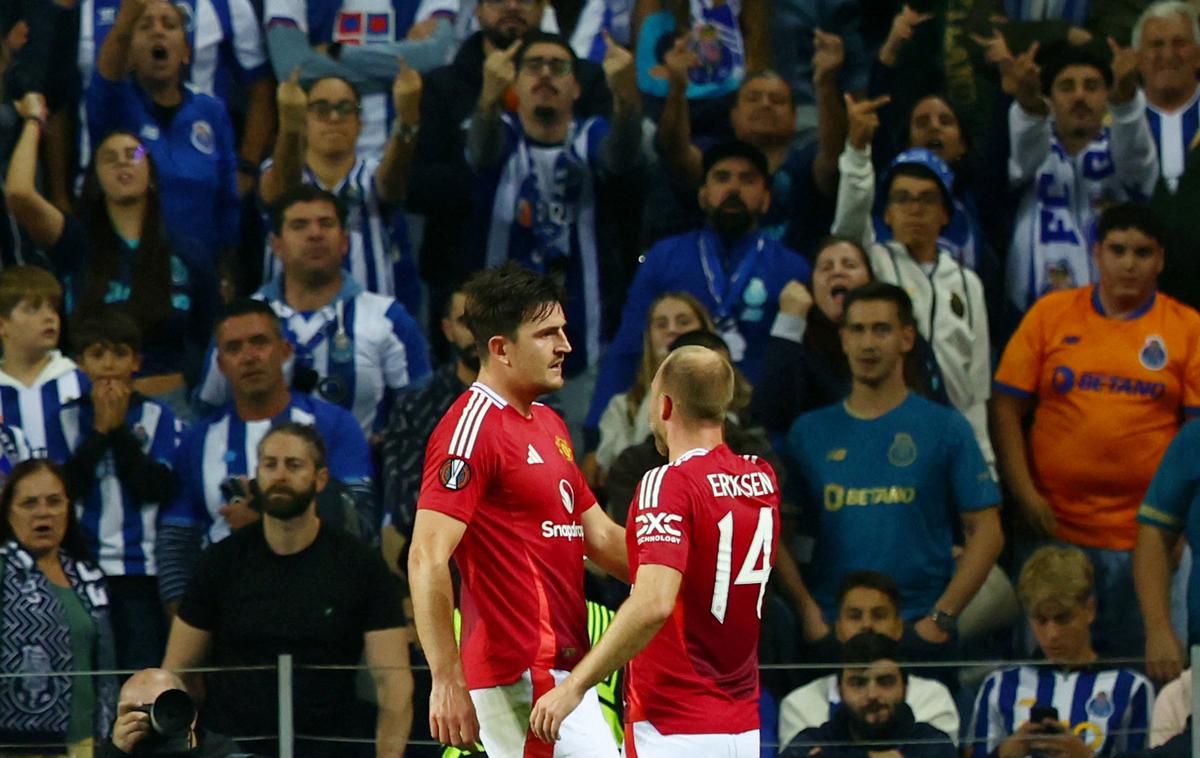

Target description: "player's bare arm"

left=408, top=509, right=480, bottom=748
left=916, top=506, right=1004, bottom=643
left=365, top=627, right=414, bottom=758
left=529, top=564, right=683, bottom=742
left=581, top=504, right=630, bottom=582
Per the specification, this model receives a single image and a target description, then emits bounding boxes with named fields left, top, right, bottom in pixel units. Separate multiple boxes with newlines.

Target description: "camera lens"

left=150, top=688, right=195, bottom=735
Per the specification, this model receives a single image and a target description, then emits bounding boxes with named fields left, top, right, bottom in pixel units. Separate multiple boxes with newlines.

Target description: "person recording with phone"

left=101, top=668, right=242, bottom=757
left=968, top=546, right=1154, bottom=758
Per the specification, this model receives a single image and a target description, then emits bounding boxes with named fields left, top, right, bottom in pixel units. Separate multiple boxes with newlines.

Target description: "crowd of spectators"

left=4, top=0, right=1200, bottom=755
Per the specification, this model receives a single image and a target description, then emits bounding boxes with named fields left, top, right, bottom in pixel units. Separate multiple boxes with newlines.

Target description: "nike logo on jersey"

left=527, top=445, right=544, bottom=464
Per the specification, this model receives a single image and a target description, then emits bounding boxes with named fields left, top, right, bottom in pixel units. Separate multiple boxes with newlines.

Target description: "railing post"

left=278, top=654, right=294, bottom=758
left=1190, top=646, right=1198, bottom=758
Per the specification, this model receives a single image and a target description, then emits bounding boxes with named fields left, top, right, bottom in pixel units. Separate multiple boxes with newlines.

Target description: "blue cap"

left=887, top=148, right=955, bottom=198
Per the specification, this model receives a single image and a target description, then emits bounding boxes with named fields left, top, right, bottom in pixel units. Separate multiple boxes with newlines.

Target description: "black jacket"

left=97, top=729, right=245, bottom=758
left=780, top=703, right=957, bottom=758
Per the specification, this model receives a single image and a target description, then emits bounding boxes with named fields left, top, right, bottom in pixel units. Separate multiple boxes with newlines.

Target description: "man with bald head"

left=102, top=668, right=239, bottom=756
left=530, top=346, right=781, bottom=756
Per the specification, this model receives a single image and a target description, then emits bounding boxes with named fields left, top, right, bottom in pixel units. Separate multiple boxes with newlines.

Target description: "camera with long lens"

left=131, top=688, right=195, bottom=754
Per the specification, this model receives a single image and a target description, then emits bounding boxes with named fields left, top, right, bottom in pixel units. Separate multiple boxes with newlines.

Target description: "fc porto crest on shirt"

left=1139, top=335, right=1168, bottom=371
left=887, top=433, right=918, bottom=467
left=438, top=457, right=472, bottom=491
left=190, top=120, right=215, bottom=155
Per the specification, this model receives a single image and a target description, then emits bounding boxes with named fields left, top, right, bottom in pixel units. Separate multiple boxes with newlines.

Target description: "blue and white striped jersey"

left=161, top=392, right=371, bottom=544
left=1145, top=87, right=1200, bottom=193
left=261, top=156, right=406, bottom=297
left=0, top=353, right=88, bottom=461
left=195, top=276, right=431, bottom=435
left=57, top=396, right=183, bottom=577
left=1002, top=0, right=1089, bottom=26
left=0, top=424, right=31, bottom=488
left=969, top=665, right=1153, bottom=758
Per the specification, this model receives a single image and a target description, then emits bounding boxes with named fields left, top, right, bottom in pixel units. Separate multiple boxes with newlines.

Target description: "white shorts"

left=470, top=668, right=620, bottom=758
left=624, top=720, right=759, bottom=758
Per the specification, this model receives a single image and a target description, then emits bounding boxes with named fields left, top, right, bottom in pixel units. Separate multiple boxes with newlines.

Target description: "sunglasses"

left=307, top=99, right=360, bottom=119
left=520, top=56, right=573, bottom=77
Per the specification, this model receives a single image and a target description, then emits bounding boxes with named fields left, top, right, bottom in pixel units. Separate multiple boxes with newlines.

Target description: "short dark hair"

left=840, top=630, right=903, bottom=668
left=702, top=140, right=770, bottom=183
left=270, top=184, right=348, bottom=234
left=258, top=421, right=328, bottom=471
left=515, top=32, right=577, bottom=72
left=887, top=163, right=951, bottom=213
left=0, top=460, right=91, bottom=560
left=835, top=571, right=902, bottom=613
left=1097, top=202, right=1168, bottom=250
left=840, top=282, right=917, bottom=329
left=1039, top=41, right=1113, bottom=95
left=308, top=75, right=362, bottom=104
left=216, top=298, right=283, bottom=339
left=70, top=306, right=144, bottom=355
left=814, top=235, right=873, bottom=278
left=462, top=262, right=566, bottom=358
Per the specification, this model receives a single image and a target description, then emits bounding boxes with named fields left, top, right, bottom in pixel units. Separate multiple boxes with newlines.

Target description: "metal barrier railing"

left=1, top=650, right=1195, bottom=753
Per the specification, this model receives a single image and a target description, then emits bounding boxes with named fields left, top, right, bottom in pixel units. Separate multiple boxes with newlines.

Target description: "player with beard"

left=587, top=140, right=811, bottom=457
left=530, top=345, right=779, bottom=755
left=163, top=422, right=412, bottom=756
left=781, top=632, right=956, bottom=758
left=410, top=262, right=627, bottom=758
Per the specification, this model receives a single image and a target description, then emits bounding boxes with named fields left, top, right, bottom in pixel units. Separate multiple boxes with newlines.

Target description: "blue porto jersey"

left=0, top=353, right=89, bottom=461
left=161, top=392, right=371, bottom=544
left=56, top=396, right=183, bottom=576
left=788, top=394, right=998, bottom=620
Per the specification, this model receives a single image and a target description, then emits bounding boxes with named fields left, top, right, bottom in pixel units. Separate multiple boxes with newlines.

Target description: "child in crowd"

left=0, top=266, right=88, bottom=459
left=58, top=307, right=182, bottom=669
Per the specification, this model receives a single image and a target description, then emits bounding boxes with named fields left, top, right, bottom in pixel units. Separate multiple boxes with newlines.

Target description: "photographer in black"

left=101, top=668, right=240, bottom=757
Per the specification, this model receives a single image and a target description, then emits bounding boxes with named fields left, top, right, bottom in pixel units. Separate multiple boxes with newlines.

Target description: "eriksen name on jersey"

left=707, top=471, right=776, bottom=499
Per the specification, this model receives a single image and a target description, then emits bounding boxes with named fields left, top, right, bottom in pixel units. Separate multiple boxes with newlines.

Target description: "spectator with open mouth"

left=87, top=0, right=240, bottom=268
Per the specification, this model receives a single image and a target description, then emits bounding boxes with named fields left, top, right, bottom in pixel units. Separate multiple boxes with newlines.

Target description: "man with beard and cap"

left=163, top=422, right=412, bottom=757
left=409, top=0, right=613, bottom=354
left=586, top=139, right=811, bottom=457
left=780, top=631, right=957, bottom=758
left=467, top=30, right=642, bottom=445
left=1006, top=38, right=1158, bottom=319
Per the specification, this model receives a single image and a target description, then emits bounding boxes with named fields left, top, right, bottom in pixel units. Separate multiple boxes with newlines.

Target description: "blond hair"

left=658, top=345, right=734, bottom=423
left=1018, top=545, right=1094, bottom=612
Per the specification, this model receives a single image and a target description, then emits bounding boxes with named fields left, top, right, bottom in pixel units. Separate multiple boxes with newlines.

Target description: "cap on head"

left=1038, top=40, right=1114, bottom=95
left=702, top=140, right=770, bottom=183
left=885, top=148, right=955, bottom=209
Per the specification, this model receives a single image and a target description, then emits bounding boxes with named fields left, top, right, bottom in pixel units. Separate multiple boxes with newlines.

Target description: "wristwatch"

left=390, top=121, right=420, bottom=143
left=929, top=608, right=957, bottom=633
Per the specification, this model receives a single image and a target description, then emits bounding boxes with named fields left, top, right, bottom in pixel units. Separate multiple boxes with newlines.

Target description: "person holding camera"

left=102, top=668, right=240, bottom=757
left=967, top=546, right=1154, bottom=758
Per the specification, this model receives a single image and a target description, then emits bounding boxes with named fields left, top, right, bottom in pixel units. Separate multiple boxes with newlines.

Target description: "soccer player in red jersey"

left=408, top=262, right=628, bottom=758
left=530, top=345, right=781, bottom=756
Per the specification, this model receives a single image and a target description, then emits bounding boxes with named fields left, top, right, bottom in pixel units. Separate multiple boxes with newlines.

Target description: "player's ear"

left=661, top=394, right=673, bottom=421
left=487, top=334, right=510, bottom=365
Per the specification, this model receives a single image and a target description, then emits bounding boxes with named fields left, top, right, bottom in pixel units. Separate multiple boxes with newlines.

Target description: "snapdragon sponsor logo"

left=542, top=521, right=585, bottom=540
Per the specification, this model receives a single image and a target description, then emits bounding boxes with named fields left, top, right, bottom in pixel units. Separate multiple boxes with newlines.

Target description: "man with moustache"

left=410, top=0, right=613, bottom=351
left=587, top=140, right=811, bottom=454
left=467, top=31, right=641, bottom=441
left=780, top=632, right=957, bottom=758
left=162, top=422, right=412, bottom=757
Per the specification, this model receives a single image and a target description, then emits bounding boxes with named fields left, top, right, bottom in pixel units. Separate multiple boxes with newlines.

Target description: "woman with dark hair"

left=5, top=94, right=218, bottom=412
left=751, top=236, right=948, bottom=444
left=0, top=460, right=116, bottom=755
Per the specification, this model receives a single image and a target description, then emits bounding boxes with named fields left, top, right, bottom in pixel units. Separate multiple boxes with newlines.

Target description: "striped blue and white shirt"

left=56, top=396, right=183, bottom=577
left=0, top=353, right=89, bottom=461
left=195, top=276, right=430, bottom=435
left=1145, top=86, right=1200, bottom=193
left=261, top=156, right=408, bottom=298
left=162, top=392, right=371, bottom=544
left=0, top=424, right=31, bottom=488
left=475, top=114, right=609, bottom=374
left=969, top=665, right=1153, bottom=758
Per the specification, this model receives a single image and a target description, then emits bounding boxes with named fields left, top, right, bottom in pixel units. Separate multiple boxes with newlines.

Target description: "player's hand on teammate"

left=429, top=675, right=480, bottom=748
left=529, top=680, right=585, bottom=743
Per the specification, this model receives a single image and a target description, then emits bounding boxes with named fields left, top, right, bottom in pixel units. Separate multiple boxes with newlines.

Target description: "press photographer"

left=101, top=668, right=240, bottom=757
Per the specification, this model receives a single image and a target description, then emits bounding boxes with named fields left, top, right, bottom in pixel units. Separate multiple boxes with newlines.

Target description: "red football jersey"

left=418, top=382, right=596, bottom=689
left=625, top=445, right=780, bottom=734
